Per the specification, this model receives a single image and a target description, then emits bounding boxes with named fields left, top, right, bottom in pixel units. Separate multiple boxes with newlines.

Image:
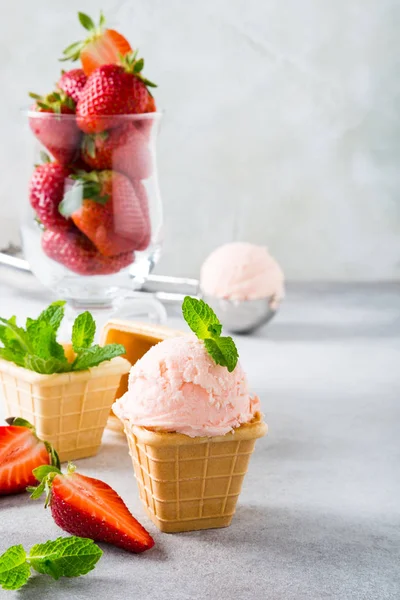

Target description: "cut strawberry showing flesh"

left=30, top=464, right=155, bottom=553
left=0, top=418, right=59, bottom=496
left=60, top=12, right=132, bottom=77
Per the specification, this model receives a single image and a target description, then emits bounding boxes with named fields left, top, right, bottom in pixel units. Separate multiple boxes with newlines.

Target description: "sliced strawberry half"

left=60, top=12, right=132, bottom=76
left=30, top=464, right=155, bottom=553
left=0, top=417, right=59, bottom=496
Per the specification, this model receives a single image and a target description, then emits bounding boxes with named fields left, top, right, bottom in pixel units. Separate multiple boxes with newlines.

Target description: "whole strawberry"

left=42, top=228, right=134, bottom=275
left=81, top=122, right=152, bottom=180
left=59, top=170, right=149, bottom=256
left=29, top=154, right=71, bottom=231
left=30, top=463, right=154, bottom=553
left=29, top=90, right=81, bottom=165
left=57, top=69, right=87, bottom=103
left=76, top=52, right=156, bottom=134
left=60, top=12, right=132, bottom=77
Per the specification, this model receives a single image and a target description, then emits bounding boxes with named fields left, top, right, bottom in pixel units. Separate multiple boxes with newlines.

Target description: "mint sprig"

left=0, top=537, right=102, bottom=590
left=182, top=296, right=239, bottom=372
left=0, top=301, right=125, bottom=375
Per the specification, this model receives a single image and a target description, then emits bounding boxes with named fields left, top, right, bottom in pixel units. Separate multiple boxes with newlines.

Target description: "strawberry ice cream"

left=112, top=335, right=260, bottom=437
left=200, top=242, right=285, bottom=304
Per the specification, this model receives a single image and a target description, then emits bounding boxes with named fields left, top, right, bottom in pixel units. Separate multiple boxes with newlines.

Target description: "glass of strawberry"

left=22, top=12, right=165, bottom=324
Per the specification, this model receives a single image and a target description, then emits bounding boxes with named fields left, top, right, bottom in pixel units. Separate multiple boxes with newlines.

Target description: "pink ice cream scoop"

left=112, top=335, right=260, bottom=437
left=200, top=242, right=284, bottom=302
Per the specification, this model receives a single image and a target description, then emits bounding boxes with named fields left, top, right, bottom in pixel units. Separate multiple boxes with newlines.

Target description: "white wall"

left=1, top=0, right=399, bottom=280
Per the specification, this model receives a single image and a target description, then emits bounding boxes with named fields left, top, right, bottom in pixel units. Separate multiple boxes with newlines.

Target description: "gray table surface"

left=0, top=270, right=399, bottom=599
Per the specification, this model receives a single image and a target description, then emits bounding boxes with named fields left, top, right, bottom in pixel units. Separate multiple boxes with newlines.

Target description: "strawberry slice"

left=0, top=418, right=59, bottom=496
left=60, top=12, right=132, bottom=77
left=30, top=464, right=154, bottom=553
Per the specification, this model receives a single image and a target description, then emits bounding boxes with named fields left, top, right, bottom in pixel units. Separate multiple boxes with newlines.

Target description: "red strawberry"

left=57, top=69, right=87, bottom=103
left=81, top=122, right=152, bottom=180
left=145, top=95, right=156, bottom=113
left=76, top=54, right=156, bottom=134
left=131, top=180, right=151, bottom=251
left=59, top=170, right=148, bottom=256
left=31, top=464, right=155, bottom=553
left=42, top=228, right=134, bottom=275
left=0, top=417, right=59, bottom=496
left=29, top=155, right=71, bottom=231
left=60, top=12, right=132, bottom=77
left=29, top=90, right=81, bottom=165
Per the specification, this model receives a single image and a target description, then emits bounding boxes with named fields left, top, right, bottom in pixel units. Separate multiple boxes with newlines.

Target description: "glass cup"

left=22, top=111, right=165, bottom=329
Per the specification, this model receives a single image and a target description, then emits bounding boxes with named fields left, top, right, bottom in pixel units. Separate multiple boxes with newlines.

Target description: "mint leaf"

left=0, top=545, right=30, bottom=590
left=0, top=316, right=32, bottom=357
left=204, top=337, right=239, bottom=373
left=182, top=296, right=239, bottom=372
left=24, top=355, right=69, bottom=374
left=71, top=344, right=125, bottom=371
left=0, top=347, right=25, bottom=366
left=182, top=297, right=220, bottom=339
left=29, top=537, right=102, bottom=580
left=27, top=321, right=67, bottom=362
left=208, top=323, right=222, bottom=337
left=72, top=311, right=96, bottom=352
left=35, top=301, right=66, bottom=333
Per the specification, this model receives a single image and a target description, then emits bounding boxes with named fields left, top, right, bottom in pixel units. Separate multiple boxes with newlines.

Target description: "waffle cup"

left=121, top=413, right=267, bottom=532
left=0, top=356, right=130, bottom=462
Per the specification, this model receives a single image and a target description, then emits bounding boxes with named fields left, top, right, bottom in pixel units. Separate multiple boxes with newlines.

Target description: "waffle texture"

left=0, top=356, right=130, bottom=461
left=122, top=413, right=267, bottom=532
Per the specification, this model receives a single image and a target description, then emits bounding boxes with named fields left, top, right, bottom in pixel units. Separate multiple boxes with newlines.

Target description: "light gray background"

left=1, top=0, right=399, bottom=280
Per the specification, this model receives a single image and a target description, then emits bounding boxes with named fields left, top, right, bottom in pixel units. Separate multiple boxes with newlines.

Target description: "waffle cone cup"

left=121, top=413, right=267, bottom=532
left=0, top=356, right=130, bottom=462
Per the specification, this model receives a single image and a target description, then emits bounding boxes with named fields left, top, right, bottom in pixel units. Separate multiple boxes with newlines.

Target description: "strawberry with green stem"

left=60, top=12, right=132, bottom=77
left=0, top=417, right=60, bottom=496
left=60, top=170, right=149, bottom=255
left=76, top=51, right=156, bottom=134
left=29, top=90, right=81, bottom=165
left=30, top=463, right=155, bottom=553
left=29, top=152, right=71, bottom=231
left=41, top=228, right=134, bottom=276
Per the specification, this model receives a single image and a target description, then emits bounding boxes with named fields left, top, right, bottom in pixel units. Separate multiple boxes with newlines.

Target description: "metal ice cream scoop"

left=201, top=293, right=278, bottom=334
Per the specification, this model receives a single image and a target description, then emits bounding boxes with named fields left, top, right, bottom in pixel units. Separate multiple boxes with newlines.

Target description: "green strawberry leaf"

left=133, top=58, right=144, bottom=73
left=78, top=12, right=95, bottom=32
left=71, top=344, right=125, bottom=371
left=72, top=311, right=96, bottom=352
left=182, top=297, right=221, bottom=339
left=204, top=337, right=239, bottom=373
left=0, top=545, right=30, bottom=590
left=29, top=536, right=102, bottom=580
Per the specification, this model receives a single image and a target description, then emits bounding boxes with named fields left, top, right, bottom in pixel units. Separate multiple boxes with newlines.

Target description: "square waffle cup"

left=122, top=413, right=267, bottom=532
left=0, top=356, right=130, bottom=462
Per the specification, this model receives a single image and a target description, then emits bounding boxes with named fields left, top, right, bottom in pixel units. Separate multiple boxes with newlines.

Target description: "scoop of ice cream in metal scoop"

left=200, top=242, right=284, bottom=334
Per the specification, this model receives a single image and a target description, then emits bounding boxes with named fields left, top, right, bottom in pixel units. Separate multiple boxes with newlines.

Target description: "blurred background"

left=0, top=0, right=399, bottom=280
